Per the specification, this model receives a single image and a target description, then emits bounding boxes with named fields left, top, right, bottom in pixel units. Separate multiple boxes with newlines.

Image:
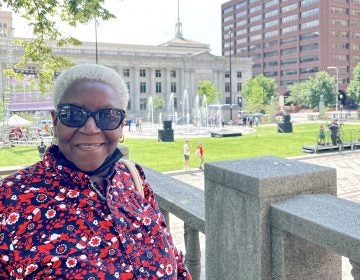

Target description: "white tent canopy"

left=9, top=114, right=32, bottom=127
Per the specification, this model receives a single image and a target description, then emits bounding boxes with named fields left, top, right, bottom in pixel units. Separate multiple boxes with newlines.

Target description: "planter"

left=277, top=122, right=293, bottom=133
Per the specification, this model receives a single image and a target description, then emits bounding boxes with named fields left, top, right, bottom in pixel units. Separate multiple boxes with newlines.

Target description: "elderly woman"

left=0, top=64, right=191, bottom=279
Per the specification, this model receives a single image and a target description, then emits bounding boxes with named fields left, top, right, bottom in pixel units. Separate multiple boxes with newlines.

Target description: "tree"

left=152, top=95, right=165, bottom=112
left=242, top=74, right=277, bottom=112
left=197, top=80, right=221, bottom=104
left=1, top=0, right=115, bottom=92
left=288, top=71, right=335, bottom=109
left=347, top=63, right=360, bottom=104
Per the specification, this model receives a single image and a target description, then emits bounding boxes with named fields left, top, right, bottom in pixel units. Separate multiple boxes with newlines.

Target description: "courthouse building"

left=0, top=10, right=252, bottom=121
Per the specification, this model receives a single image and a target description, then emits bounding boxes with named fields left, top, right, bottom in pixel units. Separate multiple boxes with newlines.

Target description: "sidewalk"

left=166, top=150, right=360, bottom=279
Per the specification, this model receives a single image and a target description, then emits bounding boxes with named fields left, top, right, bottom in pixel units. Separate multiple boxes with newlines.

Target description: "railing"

left=271, top=194, right=360, bottom=280
left=148, top=156, right=359, bottom=280
left=2, top=156, right=359, bottom=280
left=143, top=167, right=204, bottom=280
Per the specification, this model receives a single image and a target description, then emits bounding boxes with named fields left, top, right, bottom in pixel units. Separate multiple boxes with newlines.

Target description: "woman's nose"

left=79, top=116, right=102, bottom=133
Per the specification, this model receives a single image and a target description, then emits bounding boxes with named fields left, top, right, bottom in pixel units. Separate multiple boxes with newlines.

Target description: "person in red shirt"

left=0, top=64, right=191, bottom=279
left=195, top=143, right=204, bottom=169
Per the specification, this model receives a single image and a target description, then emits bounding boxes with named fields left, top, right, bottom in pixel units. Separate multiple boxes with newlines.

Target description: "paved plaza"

left=125, top=121, right=360, bottom=279
left=166, top=150, right=360, bottom=280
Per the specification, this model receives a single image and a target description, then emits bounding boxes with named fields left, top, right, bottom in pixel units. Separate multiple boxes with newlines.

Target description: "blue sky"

left=13, top=0, right=227, bottom=56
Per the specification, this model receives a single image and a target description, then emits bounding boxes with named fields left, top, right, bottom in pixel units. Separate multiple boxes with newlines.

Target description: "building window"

left=300, top=43, right=318, bottom=52
left=174, top=97, right=178, bottom=110
left=237, top=71, right=242, bottom=78
left=282, top=25, right=297, bottom=34
left=140, top=82, right=146, bottom=93
left=225, top=96, right=231, bottom=104
left=282, top=14, right=297, bottom=23
left=302, top=7, right=320, bottom=17
left=301, top=0, right=319, bottom=6
left=249, top=14, right=262, bottom=22
left=123, top=69, right=130, bottom=77
left=301, top=19, right=320, bottom=29
left=281, top=3, right=297, bottom=13
left=140, top=69, right=146, bottom=77
left=237, top=82, right=242, bottom=92
left=225, top=82, right=230, bottom=93
left=127, top=100, right=131, bottom=110
left=140, top=98, right=147, bottom=110
left=281, top=58, right=297, bottom=65
left=225, top=71, right=230, bottom=78
left=281, top=36, right=297, bottom=45
left=126, top=82, right=130, bottom=93
left=170, top=70, right=176, bottom=78
left=300, top=55, right=319, bottom=63
left=264, top=40, right=278, bottom=48
left=155, top=69, right=161, bottom=77
left=281, top=69, right=297, bottom=76
left=156, top=82, right=162, bottom=93
left=300, top=67, right=319, bottom=74
left=300, top=31, right=320, bottom=40
left=171, top=82, right=177, bottom=93
left=281, top=47, right=297, bottom=55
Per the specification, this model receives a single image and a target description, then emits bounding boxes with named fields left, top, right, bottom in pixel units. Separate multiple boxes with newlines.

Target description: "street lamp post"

left=327, top=66, right=339, bottom=117
left=95, top=18, right=99, bottom=64
left=229, top=27, right=233, bottom=122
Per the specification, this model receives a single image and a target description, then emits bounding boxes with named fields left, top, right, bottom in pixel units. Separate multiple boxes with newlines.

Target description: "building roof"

left=159, top=36, right=210, bottom=50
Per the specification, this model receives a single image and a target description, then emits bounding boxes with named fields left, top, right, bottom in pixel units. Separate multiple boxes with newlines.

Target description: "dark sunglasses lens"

left=58, top=105, right=87, bottom=127
left=96, top=109, right=124, bottom=130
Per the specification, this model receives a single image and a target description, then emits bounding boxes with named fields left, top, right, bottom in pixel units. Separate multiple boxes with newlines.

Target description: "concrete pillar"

left=205, top=156, right=340, bottom=280
left=184, top=224, right=201, bottom=280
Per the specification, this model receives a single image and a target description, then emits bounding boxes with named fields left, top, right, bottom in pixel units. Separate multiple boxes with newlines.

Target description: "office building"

left=221, top=0, right=360, bottom=96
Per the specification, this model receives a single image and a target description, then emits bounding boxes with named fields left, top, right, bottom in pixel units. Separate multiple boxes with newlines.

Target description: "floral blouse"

left=0, top=146, right=191, bottom=279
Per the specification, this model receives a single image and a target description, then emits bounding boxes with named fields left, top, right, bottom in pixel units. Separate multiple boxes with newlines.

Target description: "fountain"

left=158, top=112, right=162, bottom=128
left=147, top=96, right=154, bottom=131
left=182, top=89, right=190, bottom=127
left=168, top=92, right=176, bottom=124
left=194, top=94, right=209, bottom=130
left=202, top=95, right=208, bottom=130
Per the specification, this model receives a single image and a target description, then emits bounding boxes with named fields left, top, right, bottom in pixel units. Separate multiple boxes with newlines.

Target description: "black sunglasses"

left=57, top=103, right=126, bottom=130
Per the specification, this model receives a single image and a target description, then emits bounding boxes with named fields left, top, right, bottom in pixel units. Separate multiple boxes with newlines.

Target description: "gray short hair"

left=52, top=63, right=129, bottom=109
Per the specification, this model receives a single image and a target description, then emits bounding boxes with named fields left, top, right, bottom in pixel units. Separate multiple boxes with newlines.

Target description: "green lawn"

left=1, top=123, right=359, bottom=172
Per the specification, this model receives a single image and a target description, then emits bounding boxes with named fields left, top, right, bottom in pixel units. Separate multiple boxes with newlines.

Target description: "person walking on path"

left=195, top=143, right=205, bottom=169
left=37, top=140, right=47, bottom=158
left=318, top=124, right=326, bottom=145
left=183, top=139, right=191, bottom=171
left=328, top=119, right=339, bottom=145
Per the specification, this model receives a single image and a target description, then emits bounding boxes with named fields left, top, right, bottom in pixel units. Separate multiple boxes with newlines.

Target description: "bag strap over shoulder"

left=119, top=158, right=145, bottom=198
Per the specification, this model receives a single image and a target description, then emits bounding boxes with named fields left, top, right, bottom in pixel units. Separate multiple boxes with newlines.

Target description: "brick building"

left=221, top=0, right=360, bottom=96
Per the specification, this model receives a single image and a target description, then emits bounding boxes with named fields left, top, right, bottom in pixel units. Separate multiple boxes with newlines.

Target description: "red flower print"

left=166, top=264, right=173, bottom=275
left=25, top=263, right=38, bottom=276
left=67, top=190, right=80, bottom=198
left=143, top=217, right=151, bottom=226
left=89, top=236, right=101, bottom=247
left=66, top=257, right=77, bottom=268
left=45, top=209, right=56, bottom=219
left=6, top=212, right=19, bottom=225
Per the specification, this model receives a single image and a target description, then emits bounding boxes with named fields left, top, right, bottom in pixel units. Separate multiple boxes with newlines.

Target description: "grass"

left=1, top=123, right=359, bottom=172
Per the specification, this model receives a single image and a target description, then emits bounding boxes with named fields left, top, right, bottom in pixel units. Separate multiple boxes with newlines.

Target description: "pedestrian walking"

left=195, top=143, right=205, bottom=169
left=183, top=139, right=190, bottom=171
